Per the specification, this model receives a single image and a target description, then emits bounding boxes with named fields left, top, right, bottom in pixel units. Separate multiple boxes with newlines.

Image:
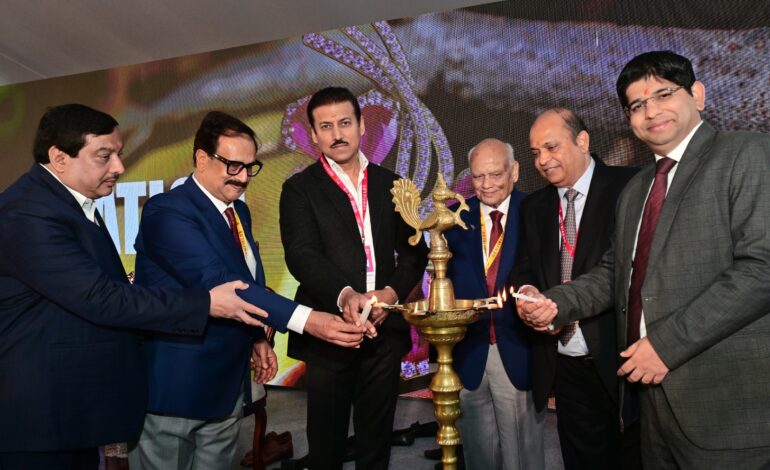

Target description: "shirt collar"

left=192, top=174, right=234, bottom=215
left=557, top=157, right=595, bottom=199
left=480, top=193, right=512, bottom=218
left=655, top=120, right=703, bottom=163
left=39, top=163, right=96, bottom=219
left=322, top=151, right=369, bottom=180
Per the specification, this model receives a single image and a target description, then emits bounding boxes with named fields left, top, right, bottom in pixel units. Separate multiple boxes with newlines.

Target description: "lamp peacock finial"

left=391, top=175, right=469, bottom=246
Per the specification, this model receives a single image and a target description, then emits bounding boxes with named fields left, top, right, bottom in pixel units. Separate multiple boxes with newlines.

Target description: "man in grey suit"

left=519, top=50, right=770, bottom=468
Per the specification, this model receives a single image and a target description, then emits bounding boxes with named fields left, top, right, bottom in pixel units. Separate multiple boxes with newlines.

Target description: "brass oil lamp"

left=382, top=175, right=501, bottom=470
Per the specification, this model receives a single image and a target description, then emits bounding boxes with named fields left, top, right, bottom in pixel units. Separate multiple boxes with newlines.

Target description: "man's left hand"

left=618, top=337, right=669, bottom=384
left=251, top=339, right=278, bottom=384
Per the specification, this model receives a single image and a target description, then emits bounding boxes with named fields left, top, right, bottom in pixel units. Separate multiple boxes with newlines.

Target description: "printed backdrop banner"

left=0, top=0, right=767, bottom=386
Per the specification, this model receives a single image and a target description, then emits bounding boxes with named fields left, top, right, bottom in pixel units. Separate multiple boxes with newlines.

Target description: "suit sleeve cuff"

left=287, top=304, right=312, bottom=334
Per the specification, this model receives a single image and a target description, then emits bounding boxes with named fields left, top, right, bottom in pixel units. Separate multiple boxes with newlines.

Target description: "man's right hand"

left=304, top=311, right=366, bottom=348
left=516, top=286, right=559, bottom=332
left=209, top=280, right=268, bottom=328
left=339, top=287, right=377, bottom=337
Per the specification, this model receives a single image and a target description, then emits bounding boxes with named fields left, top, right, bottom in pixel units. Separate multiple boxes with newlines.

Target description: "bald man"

left=511, top=109, right=639, bottom=470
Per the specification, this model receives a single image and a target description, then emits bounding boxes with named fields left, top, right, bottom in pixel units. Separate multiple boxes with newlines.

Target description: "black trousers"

left=305, top=337, right=401, bottom=470
left=555, top=354, right=640, bottom=470
left=0, top=448, right=99, bottom=470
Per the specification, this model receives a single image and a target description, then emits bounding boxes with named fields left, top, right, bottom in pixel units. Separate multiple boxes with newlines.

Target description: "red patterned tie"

left=486, top=210, right=504, bottom=344
left=627, top=157, right=677, bottom=344
left=223, top=207, right=243, bottom=251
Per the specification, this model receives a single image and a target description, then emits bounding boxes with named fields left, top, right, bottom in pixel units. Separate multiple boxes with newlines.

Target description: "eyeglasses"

left=207, top=152, right=263, bottom=177
left=624, top=86, right=684, bottom=117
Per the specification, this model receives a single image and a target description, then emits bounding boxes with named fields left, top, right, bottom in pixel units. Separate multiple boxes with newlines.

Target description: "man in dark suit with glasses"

left=129, top=111, right=365, bottom=470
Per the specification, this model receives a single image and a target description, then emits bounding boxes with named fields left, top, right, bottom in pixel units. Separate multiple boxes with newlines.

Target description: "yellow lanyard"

left=232, top=210, right=249, bottom=256
left=480, top=211, right=504, bottom=274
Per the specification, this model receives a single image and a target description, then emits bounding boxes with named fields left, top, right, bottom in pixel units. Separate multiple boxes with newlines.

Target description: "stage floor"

left=234, top=386, right=564, bottom=470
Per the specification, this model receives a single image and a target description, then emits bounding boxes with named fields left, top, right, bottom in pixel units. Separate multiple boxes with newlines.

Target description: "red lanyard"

left=320, top=156, right=369, bottom=244
left=558, top=202, right=579, bottom=258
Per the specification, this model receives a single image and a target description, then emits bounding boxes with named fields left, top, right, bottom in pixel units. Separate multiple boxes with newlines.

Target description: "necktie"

left=558, top=189, right=579, bottom=346
left=224, top=207, right=244, bottom=253
left=627, top=157, right=677, bottom=344
left=486, top=210, right=504, bottom=344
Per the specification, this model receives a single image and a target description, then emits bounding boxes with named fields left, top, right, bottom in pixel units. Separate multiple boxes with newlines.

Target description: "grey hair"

left=467, top=139, right=516, bottom=166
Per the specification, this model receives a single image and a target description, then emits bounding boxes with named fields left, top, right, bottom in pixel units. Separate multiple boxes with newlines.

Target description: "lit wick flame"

left=498, top=291, right=504, bottom=308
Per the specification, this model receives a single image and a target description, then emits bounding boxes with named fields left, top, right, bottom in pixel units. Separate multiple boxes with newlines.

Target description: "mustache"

left=330, top=139, right=348, bottom=148
left=226, top=180, right=248, bottom=188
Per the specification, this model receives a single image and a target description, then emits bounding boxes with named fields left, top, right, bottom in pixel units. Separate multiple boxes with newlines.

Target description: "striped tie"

left=559, top=188, right=579, bottom=346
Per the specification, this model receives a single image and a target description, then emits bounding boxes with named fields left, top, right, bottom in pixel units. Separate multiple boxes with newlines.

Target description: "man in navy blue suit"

left=0, top=104, right=267, bottom=470
left=129, top=111, right=365, bottom=470
left=444, top=138, right=544, bottom=470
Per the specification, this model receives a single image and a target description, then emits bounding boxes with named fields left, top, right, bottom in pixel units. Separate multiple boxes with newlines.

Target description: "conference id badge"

left=364, top=245, right=375, bottom=273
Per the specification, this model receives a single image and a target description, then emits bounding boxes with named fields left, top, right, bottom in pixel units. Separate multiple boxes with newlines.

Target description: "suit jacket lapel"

left=495, top=192, right=520, bottom=293
left=183, top=178, right=253, bottom=279
left=624, top=168, right=653, bottom=255
left=32, top=165, right=127, bottom=279
left=573, top=159, right=608, bottom=275
left=617, top=165, right=653, bottom=300
left=235, top=202, right=265, bottom=284
left=312, top=162, right=364, bottom=248
left=366, top=166, right=386, bottom=246
left=32, top=164, right=87, bottom=216
left=647, top=123, right=716, bottom=272
left=467, top=199, right=488, bottom=294
left=93, top=209, right=126, bottom=273
left=541, top=188, right=561, bottom=288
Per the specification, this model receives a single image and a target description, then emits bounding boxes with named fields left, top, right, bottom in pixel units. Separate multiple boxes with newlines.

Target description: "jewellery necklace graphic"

left=281, top=21, right=455, bottom=217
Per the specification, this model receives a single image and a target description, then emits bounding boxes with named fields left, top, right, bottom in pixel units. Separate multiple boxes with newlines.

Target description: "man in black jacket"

left=511, top=108, right=639, bottom=470
left=279, top=87, right=428, bottom=470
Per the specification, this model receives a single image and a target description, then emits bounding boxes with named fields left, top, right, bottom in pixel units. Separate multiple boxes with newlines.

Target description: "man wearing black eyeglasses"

left=129, top=111, right=366, bottom=470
